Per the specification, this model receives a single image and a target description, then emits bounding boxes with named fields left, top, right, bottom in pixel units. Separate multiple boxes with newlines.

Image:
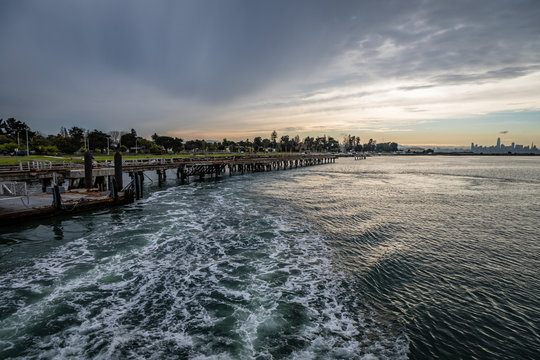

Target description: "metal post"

left=26, top=128, right=29, bottom=156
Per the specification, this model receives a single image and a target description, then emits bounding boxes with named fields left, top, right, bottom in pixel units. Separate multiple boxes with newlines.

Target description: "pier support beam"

left=157, top=170, right=164, bottom=186
left=52, top=185, right=62, bottom=210
left=84, top=151, right=93, bottom=190
left=114, top=151, right=123, bottom=189
left=138, top=172, right=144, bottom=198
left=41, top=178, right=51, bottom=192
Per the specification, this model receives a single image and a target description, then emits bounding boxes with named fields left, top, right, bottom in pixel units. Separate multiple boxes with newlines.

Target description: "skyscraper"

left=497, top=137, right=501, bottom=149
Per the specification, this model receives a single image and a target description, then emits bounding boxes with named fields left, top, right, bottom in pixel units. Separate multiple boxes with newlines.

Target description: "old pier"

left=0, top=154, right=336, bottom=224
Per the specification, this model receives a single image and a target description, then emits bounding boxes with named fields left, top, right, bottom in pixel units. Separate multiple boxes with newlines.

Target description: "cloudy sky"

left=1, top=0, right=539, bottom=146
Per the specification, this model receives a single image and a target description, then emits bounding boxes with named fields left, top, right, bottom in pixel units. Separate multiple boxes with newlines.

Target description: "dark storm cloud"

left=0, top=0, right=539, bottom=135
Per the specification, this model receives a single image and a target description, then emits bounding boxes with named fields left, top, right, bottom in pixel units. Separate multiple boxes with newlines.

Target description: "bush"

left=149, top=144, right=162, bottom=155
left=0, top=142, right=18, bottom=153
left=43, top=145, right=59, bottom=155
left=120, top=145, right=128, bottom=152
left=0, top=135, right=11, bottom=144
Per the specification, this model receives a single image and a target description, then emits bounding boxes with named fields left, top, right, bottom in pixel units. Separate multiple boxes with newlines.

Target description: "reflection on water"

left=1, top=156, right=539, bottom=359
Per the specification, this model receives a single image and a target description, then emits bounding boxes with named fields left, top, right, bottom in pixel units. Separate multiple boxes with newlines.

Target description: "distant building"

left=470, top=137, right=539, bottom=154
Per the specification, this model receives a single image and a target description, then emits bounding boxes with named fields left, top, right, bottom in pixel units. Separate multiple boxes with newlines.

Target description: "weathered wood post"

left=180, top=165, right=187, bottom=182
left=84, top=150, right=93, bottom=190
left=157, top=170, right=163, bottom=186
left=52, top=184, right=62, bottom=210
left=134, top=172, right=140, bottom=200
left=114, top=151, right=123, bottom=190
left=111, top=178, right=119, bottom=201
left=41, top=178, right=50, bottom=192
left=139, top=172, right=144, bottom=198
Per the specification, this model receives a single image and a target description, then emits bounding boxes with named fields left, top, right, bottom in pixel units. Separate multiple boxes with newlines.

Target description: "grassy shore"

left=0, top=152, right=301, bottom=166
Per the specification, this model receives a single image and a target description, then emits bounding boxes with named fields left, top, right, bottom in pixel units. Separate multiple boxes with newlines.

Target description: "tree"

left=0, top=118, right=35, bottom=140
left=262, top=138, right=271, bottom=151
left=0, top=142, right=18, bottom=153
left=280, top=135, right=290, bottom=152
left=137, top=138, right=155, bottom=153
left=363, top=139, right=376, bottom=152
left=152, top=134, right=182, bottom=152
left=303, top=136, right=314, bottom=151
left=327, top=136, right=340, bottom=152
left=109, top=131, right=122, bottom=147
left=271, top=130, right=277, bottom=149
left=68, top=126, right=85, bottom=142
left=30, top=135, right=52, bottom=154
left=88, top=129, right=110, bottom=151
left=0, top=135, right=10, bottom=144
left=50, top=135, right=80, bottom=154
left=59, top=127, right=69, bottom=137
left=253, top=137, right=262, bottom=152
left=293, top=135, right=301, bottom=152
left=120, top=131, right=137, bottom=149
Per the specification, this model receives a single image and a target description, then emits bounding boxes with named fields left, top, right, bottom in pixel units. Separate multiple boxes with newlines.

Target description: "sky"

left=1, top=0, right=539, bottom=146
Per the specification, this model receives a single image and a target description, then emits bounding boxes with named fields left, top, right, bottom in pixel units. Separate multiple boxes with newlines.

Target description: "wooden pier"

left=0, top=188, right=134, bottom=225
left=0, top=154, right=336, bottom=224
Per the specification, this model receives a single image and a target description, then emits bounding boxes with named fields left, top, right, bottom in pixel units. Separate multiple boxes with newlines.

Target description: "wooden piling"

left=52, top=185, right=62, bottom=210
left=84, top=151, right=93, bottom=189
left=114, top=151, right=123, bottom=189
left=157, top=169, right=163, bottom=186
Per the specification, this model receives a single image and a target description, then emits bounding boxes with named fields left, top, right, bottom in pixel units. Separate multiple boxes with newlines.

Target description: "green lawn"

left=0, top=152, right=301, bottom=166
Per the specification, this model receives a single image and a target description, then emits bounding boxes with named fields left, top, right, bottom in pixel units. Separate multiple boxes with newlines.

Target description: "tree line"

left=1, top=118, right=397, bottom=155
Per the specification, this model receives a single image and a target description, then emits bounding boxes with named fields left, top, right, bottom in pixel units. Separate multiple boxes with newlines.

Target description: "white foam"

left=0, top=179, right=409, bottom=358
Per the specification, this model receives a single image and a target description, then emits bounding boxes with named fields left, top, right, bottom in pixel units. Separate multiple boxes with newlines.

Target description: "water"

left=0, top=156, right=538, bottom=359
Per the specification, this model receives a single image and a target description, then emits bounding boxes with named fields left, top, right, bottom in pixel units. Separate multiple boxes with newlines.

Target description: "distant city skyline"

left=1, top=1, right=539, bottom=145
left=471, top=137, right=538, bottom=154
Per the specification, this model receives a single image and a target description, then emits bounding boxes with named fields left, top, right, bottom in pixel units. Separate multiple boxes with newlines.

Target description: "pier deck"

left=0, top=154, right=336, bottom=224
left=0, top=190, right=133, bottom=225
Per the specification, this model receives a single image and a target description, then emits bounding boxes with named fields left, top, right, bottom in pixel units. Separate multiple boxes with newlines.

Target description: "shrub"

left=0, top=142, right=18, bottom=153
left=43, top=145, right=59, bottom=155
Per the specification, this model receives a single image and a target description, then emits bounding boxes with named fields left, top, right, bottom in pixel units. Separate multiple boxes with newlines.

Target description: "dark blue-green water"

left=0, top=156, right=539, bottom=359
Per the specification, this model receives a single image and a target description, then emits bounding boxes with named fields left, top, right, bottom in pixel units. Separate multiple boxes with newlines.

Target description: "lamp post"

left=135, top=138, right=138, bottom=154
left=26, top=128, right=29, bottom=156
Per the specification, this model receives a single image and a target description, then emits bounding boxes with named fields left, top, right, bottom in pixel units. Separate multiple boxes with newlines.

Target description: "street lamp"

left=26, top=128, right=29, bottom=156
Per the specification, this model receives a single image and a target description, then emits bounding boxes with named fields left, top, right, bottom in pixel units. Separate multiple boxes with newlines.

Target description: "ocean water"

left=0, top=156, right=538, bottom=359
